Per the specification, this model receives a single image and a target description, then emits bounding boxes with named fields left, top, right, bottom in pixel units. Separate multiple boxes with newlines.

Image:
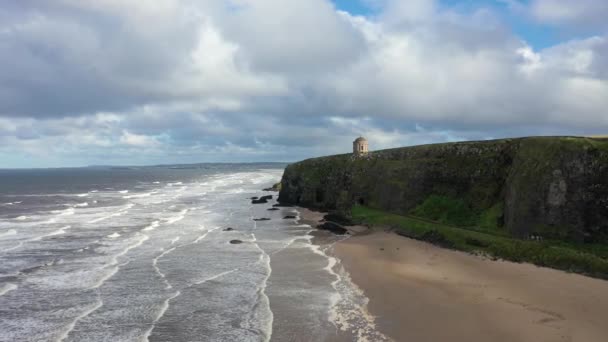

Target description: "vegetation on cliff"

left=279, top=136, right=608, bottom=277
left=279, top=136, right=608, bottom=243
left=352, top=206, right=608, bottom=279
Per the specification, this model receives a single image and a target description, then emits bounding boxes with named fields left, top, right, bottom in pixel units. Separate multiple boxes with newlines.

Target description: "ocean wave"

left=142, top=221, right=160, bottom=232
left=0, top=283, right=17, bottom=296
left=123, top=192, right=155, bottom=199
left=3, top=201, right=21, bottom=206
left=75, top=202, right=89, bottom=208
left=40, top=226, right=71, bottom=239
left=77, top=193, right=89, bottom=198
left=107, top=233, right=121, bottom=239
left=164, top=209, right=188, bottom=225
left=52, top=207, right=75, bottom=217
left=248, top=234, right=274, bottom=342
left=152, top=247, right=177, bottom=290
left=141, top=290, right=182, bottom=342
left=119, top=190, right=129, bottom=194
left=88, top=233, right=149, bottom=290
left=56, top=299, right=104, bottom=342
left=0, top=229, right=17, bottom=238
left=15, top=216, right=28, bottom=221
left=88, top=204, right=133, bottom=224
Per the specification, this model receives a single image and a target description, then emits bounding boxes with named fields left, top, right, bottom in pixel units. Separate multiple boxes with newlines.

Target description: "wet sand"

left=298, top=208, right=608, bottom=342
left=336, top=232, right=608, bottom=342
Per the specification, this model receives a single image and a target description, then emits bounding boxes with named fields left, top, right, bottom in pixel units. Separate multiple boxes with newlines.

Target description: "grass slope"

left=352, top=206, right=608, bottom=280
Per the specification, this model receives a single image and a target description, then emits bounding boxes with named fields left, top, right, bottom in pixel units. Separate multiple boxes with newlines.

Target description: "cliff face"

left=279, top=137, right=608, bottom=243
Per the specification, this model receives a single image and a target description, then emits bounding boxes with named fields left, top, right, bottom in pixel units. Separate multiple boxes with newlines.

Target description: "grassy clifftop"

left=279, top=137, right=608, bottom=243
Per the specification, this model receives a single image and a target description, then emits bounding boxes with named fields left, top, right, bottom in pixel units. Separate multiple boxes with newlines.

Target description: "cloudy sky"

left=1, top=0, right=607, bottom=168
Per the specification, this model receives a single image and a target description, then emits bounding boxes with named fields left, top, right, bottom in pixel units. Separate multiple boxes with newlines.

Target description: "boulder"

left=252, top=195, right=274, bottom=204
left=253, top=218, right=271, bottom=221
left=223, top=227, right=235, bottom=231
left=318, top=221, right=349, bottom=235
left=230, top=240, right=243, bottom=244
left=323, top=212, right=354, bottom=226
left=283, top=215, right=297, bottom=219
left=267, top=208, right=280, bottom=211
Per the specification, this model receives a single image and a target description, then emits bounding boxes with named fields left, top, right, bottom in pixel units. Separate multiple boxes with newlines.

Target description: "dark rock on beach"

left=223, top=227, right=235, bottom=231
left=252, top=195, right=273, bottom=204
left=318, top=221, right=349, bottom=235
left=283, top=215, right=297, bottom=219
left=273, top=203, right=293, bottom=208
left=230, top=240, right=243, bottom=244
left=324, top=212, right=354, bottom=226
left=267, top=208, right=280, bottom=211
left=253, top=218, right=271, bottom=221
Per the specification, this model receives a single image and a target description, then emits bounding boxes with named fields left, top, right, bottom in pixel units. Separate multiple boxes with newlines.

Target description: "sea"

left=0, top=164, right=387, bottom=342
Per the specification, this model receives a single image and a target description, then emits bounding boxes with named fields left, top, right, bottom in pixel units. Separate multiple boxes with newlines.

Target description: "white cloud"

left=528, top=0, right=608, bottom=28
left=0, top=0, right=607, bottom=167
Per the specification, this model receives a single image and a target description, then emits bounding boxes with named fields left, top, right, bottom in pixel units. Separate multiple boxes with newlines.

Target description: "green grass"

left=352, top=206, right=608, bottom=280
left=410, top=196, right=508, bottom=236
left=410, top=195, right=477, bottom=227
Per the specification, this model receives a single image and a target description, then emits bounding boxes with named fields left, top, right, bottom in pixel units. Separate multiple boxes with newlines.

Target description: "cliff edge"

left=279, top=137, right=608, bottom=243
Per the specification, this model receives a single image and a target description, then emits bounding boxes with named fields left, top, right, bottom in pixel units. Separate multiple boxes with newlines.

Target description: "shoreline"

left=298, top=207, right=608, bottom=342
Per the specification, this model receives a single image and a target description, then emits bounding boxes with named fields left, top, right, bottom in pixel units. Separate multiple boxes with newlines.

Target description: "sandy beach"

left=301, top=209, right=608, bottom=342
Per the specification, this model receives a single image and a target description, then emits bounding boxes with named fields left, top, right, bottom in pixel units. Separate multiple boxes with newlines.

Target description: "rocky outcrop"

left=252, top=195, right=273, bottom=204
left=278, top=137, right=608, bottom=243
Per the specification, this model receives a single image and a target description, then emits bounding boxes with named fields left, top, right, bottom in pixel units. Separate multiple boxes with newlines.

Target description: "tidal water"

left=0, top=164, right=385, bottom=342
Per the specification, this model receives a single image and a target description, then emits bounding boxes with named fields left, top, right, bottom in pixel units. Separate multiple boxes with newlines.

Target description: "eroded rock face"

left=279, top=137, right=608, bottom=243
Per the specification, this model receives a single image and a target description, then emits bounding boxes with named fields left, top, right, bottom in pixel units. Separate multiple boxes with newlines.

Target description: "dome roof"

left=354, top=136, right=367, bottom=143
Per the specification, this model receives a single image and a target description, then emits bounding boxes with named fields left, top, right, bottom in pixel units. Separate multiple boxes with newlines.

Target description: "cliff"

left=279, top=137, right=608, bottom=243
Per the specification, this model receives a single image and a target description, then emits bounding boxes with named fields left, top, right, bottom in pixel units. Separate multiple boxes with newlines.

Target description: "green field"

left=352, top=206, right=608, bottom=280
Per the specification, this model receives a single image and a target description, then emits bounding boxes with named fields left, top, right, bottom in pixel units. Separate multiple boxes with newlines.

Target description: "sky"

left=1, top=0, right=607, bottom=168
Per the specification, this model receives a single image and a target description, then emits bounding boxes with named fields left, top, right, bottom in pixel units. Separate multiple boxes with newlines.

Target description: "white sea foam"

left=305, top=231, right=389, bottom=342
left=15, top=216, right=28, bottom=221
left=141, top=290, right=181, bottom=342
left=142, top=221, right=160, bottom=231
left=53, top=207, right=75, bottom=217
left=88, top=234, right=149, bottom=290
left=75, top=202, right=89, bottom=208
left=167, top=182, right=183, bottom=186
left=0, top=229, right=17, bottom=238
left=0, top=283, right=17, bottom=296
left=152, top=247, right=176, bottom=290
left=56, top=299, right=104, bottom=342
left=123, top=192, right=155, bottom=199
left=32, top=226, right=71, bottom=241
left=107, top=233, right=121, bottom=239
left=248, top=233, right=274, bottom=342
left=165, top=209, right=188, bottom=225
left=194, top=226, right=221, bottom=243
left=170, top=237, right=180, bottom=245
left=88, top=204, right=133, bottom=224
left=3, top=241, right=24, bottom=252
left=119, top=190, right=129, bottom=194
left=77, top=193, right=89, bottom=198
left=194, top=269, right=237, bottom=285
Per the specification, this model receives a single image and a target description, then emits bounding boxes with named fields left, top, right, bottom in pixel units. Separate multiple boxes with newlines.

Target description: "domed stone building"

left=353, top=136, right=369, bottom=155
